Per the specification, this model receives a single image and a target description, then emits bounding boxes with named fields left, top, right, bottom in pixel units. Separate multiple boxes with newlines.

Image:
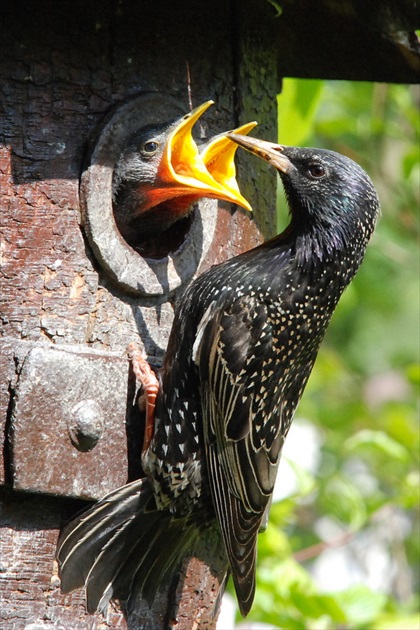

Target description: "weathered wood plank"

left=0, top=491, right=126, bottom=628
left=0, top=0, right=272, bottom=626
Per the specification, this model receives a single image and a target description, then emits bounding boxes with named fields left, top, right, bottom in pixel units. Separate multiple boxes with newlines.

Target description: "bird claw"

left=127, top=342, right=160, bottom=454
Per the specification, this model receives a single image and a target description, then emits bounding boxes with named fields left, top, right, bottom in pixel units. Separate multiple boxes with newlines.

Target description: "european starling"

left=112, top=100, right=254, bottom=251
left=57, top=136, right=380, bottom=617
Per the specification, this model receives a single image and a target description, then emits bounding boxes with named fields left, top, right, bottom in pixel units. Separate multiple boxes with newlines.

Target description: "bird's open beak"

left=158, top=102, right=253, bottom=211
left=201, top=121, right=257, bottom=200
left=227, top=134, right=292, bottom=174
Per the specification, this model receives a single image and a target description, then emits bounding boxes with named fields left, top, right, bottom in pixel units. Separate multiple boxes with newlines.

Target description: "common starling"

left=111, top=100, right=254, bottom=251
left=57, top=135, right=380, bottom=618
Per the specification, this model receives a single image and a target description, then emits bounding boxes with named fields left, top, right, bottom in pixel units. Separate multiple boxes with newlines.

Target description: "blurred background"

left=218, top=79, right=419, bottom=629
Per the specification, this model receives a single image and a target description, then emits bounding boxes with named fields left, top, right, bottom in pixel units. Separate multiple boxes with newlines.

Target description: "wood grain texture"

left=0, top=490, right=127, bottom=629
left=0, top=0, right=274, bottom=627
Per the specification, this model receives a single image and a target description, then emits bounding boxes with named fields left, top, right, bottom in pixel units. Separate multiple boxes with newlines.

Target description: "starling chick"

left=111, top=100, right=254, bottom=253
left=57, top=136, right=380, bottom=618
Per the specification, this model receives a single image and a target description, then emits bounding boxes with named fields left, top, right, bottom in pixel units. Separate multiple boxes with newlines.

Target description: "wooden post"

left=0, top=1, right=276, bottom=627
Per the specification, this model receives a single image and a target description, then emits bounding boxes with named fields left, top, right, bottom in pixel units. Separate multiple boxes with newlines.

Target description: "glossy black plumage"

left=57, top=139, right=380, bottom=618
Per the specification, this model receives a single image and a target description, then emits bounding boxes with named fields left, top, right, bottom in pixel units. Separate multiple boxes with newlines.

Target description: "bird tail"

left=56, top=477, right=200, bottom=615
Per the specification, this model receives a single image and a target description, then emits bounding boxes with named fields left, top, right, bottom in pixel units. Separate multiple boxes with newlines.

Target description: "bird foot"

left=127, top=342, right=159, bottom=454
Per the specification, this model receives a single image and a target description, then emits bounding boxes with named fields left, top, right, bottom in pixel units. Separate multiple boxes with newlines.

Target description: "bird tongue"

left=158, top=101, right=254, bottom=212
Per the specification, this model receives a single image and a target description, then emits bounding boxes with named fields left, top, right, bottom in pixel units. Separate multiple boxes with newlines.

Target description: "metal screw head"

left=68, top=399, right=104, bottom=452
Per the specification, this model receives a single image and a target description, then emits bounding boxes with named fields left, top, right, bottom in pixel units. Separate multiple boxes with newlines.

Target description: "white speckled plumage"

left=57, top=140, right=380, bottom=618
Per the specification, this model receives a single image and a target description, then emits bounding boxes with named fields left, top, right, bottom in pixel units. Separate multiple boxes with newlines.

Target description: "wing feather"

left=194, top=295, right=286, bottom=615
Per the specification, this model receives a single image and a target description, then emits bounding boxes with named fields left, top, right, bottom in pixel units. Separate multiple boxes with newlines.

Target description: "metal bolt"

left=68, top=399, right=104, bottom=452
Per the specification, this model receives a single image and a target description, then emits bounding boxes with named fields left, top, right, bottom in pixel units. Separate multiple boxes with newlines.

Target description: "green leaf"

left=336, top=585, right=387, bottom=625
left=406, top=363, right=420, bottom=386
left=258, top=520, right=292, bottom=560
left=277, top=79, right=324, bottom=146
left=401, top=470, right=420, bottom=509
left=290, top=587, right=347, bottom=623
left=266, top=0, right=283, bottom=17
left=372, top=613, right=420, bottom=629
left=321, top=474, right=368, bottom=530
left=283, top=456, right=317, bottom=497
left=345, top=430, right=410, bottom=463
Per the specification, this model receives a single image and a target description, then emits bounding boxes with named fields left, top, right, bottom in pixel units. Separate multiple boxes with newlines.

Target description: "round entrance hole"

left=80, top=93, right=217, bottom=297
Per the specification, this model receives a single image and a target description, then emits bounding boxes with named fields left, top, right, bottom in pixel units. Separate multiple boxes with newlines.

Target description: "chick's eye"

left=308, top=163, right=325, bottom=178
left=143, top=140, right=159, bottom=154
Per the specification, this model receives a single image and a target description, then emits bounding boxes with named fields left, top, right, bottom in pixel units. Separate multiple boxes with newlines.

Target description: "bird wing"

left=193, top=296, right=285, bottom=615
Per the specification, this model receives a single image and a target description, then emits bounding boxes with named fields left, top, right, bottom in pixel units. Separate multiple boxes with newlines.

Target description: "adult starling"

left=57, top=136, right=380, bottom=618
left=112, top=100, right=254, bottom=251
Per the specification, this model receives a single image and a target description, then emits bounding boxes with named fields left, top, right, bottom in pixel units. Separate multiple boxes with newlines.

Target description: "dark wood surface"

left=0, top=1, right=275, bottom=627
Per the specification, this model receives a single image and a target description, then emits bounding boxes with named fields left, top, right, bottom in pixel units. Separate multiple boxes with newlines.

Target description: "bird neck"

left=289, top=212, right=370, bottom=277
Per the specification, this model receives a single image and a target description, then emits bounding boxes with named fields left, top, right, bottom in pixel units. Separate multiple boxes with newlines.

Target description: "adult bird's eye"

left=143, top=140, right=159, bottom=154
left=308, top=163, right=325, bottom=179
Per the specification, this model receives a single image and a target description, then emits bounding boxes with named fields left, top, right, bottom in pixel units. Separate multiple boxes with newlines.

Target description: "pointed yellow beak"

left=201, top=121, right=257, bottom=202
left=158, top=102, right=253, bottom=211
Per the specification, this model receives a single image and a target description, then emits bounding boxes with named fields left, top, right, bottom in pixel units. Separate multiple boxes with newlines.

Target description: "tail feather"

left=56, top=477, right=200, bottom=615
left=85, top=510, right=163, bottom=613
left=57, top=478, right=152, bottom=594
left=58, top=480, right=146, bottom=557
left=128, top=519, right=200, bottom=611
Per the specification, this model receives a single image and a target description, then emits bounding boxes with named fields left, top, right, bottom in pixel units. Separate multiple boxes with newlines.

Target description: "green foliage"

left=228, top=80, right=419, bottom=629
left=277, top=79, right=324, bottom=147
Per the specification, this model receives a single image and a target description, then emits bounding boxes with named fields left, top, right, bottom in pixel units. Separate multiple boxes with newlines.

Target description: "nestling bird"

left=57, top=135, right=380, bottom=618
left=112, top=100, right=255, bottom=254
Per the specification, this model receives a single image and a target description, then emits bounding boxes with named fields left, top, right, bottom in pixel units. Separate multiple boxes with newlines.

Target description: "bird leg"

left=127, top=342, right=159, bottom=454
